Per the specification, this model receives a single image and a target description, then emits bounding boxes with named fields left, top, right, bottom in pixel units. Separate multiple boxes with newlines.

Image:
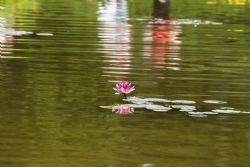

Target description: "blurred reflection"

left=112, top=105, right=134, bottom=115
left=153, top=0, right=171, bottom=19
left=0, top=17, right=14, bottom=56
left=143, top=0, right=182, bottom=78
left=97, top=0, right=132, bottom=81
left=207, top=0, right=250, bottom=5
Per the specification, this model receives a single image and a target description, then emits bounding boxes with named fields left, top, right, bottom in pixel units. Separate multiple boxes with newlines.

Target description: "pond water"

left=1, top=0, right=250, bottom=166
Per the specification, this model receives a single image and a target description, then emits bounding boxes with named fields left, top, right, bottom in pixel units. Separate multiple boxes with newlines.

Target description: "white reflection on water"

left=0, top=16, right=34, bottom=57
left=0, top=17, right=14, bottom=55
left=97, top=0, right=132, bottom=80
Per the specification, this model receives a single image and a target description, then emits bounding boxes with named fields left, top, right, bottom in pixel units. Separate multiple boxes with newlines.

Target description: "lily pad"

left=124, top=96, right=149, bottom=104
left=203, top=100, right=227, bottom=104
left=212, top=109, right=241, bottom=114
left=202, top=112, right=219, bottom=115
left=188, top=112, right=208, bottom=118
left=143, top=98, right=171, bottom=103
left=171, top=105, right=196, bottom=112
left=100, top=104, right=147, bottom=110
left=241, top=111, right=250, bottom=114
left=100, top=105, right=114, bottom=109
left=128, top=104, right=148, bottom=108
left=36, top=33, right=54, bottom=36
left=145, top=104, right=172, bottom=112
left=188, top=112, right=206, bottom=115
left=170, top=100, right=196, bottom=104
left=0, top=56, right=30, bottom=59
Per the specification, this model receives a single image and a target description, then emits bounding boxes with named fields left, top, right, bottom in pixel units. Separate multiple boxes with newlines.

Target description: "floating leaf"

left=143, top=98, right=171, bottom=103
left=202, top=112, right=219, bottom=115
left=100, top=104, right=146, bottom=110
left=171, top=105, right=196, bottom=112
left=145, top=104, right=172, bottom=112
left=188, top=112, right=208, bottom=118
left=99, top=105, right=114, bottom=109
left=36, top=33, right=54, bottom=36
left=203, top=100, right=227, bottom=104
left=170, top=100, right=196, bottom=104
left=212, top=109, right=241, bottom=114
left=124, top=96, right=152, bottom=105
left=0, top=56, right=30, bottom=59
left=241, top=111, right=250, bottom=114
left=129, top=104, right=148, bottom=108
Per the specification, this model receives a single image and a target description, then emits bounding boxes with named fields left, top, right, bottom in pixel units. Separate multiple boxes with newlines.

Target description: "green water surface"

left=0, top=0, right=250, bottom=166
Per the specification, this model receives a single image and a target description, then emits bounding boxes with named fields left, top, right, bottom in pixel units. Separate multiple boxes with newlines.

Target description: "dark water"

left=1, top=0, right=250, bottom=166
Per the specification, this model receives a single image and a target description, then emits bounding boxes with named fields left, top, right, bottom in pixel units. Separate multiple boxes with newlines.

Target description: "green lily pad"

left=99, top=105, right=114, bottom=109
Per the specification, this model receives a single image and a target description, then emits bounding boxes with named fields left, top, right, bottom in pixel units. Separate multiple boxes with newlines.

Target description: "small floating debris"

left=36, top=32, right=54, bottom=36
left=203, top=100, right=227, bottom=104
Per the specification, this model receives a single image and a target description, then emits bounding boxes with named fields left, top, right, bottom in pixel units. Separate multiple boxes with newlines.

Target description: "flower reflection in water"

left=112, top=105, right=134, bottom=115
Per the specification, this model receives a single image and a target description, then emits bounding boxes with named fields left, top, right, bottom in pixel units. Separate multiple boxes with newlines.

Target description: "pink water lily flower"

left=113, top=81, right=135, bottom=98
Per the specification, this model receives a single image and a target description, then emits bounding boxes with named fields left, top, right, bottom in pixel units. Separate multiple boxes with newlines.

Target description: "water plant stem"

left=123, top=93, right=127, bottom=99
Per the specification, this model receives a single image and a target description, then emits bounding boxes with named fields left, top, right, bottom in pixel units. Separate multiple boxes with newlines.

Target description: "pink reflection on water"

left=143, top=19, right=182, bottom=74
left=112, top=106, right=134, bottom=115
